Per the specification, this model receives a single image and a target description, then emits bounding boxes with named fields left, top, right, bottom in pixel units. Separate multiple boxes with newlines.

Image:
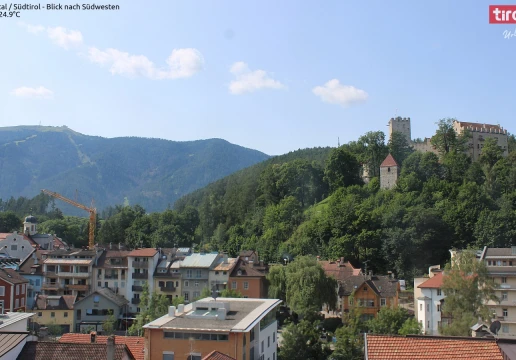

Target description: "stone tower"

left=380, top=154, right=400, bottom=190
left=388, top=116, right=411, bottom=143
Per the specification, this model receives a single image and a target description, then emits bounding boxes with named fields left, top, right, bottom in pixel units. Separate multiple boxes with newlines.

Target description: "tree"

left=388, top=131, right=413, bottom=166
left=267, top=256, right=337, bottom=316
left=102, top=310, right=117, bottom=335
left=398, top=318, right=422, bottom=335
left=441, top=249, right=499, bottom=336
left=0, top=211, right=21, bottom=232
left=430, top=118, right=469, bottom=156
left=366, top=306, right=414, bottom=335
left=46, top=322, right=63, bottom=340
left=278, top=320, right=331, bottom=360
left=331, top=308, right=364, bottom=360
left=128, top=283, right=170, bottom=336
left=324, top=148, right=362, bottom=192
left=220, top=288, right=243, bottom=297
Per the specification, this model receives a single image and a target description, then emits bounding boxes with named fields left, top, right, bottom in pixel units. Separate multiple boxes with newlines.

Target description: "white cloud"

left=88, top=47, right=204, bottom=79
left=11, top=86, right=54, bottom=99
left=47, top=26, right=83, bottom=49
left=229, top=62, right=285, bottom=95
left=19, top=22, right=203, bottom=80
left=312, top=79, right=368, bottom=107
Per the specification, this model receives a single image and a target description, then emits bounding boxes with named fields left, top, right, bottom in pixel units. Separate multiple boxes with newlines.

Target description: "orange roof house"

left=59, top=333, right=145, bottom=360
left=365, top=334, right=503, bottom=360
left=417, top=271, right=444, bottom=289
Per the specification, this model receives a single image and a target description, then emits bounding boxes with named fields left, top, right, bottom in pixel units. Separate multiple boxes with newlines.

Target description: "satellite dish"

left=490, top=320, right=501, bottom=335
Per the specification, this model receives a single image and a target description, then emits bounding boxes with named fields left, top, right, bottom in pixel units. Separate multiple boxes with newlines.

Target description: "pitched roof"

left=180, top=252, right=220, bottom=268
left=202, top=350, right=237, bottom=360
left=19, top=250, right=44, bottom=275
left=94, top=250, right=130, bottom=268
left=485, top=248, right=516, bottom=257
left=17, top=341, right=132, bottom=360
left=230, top=258, right=265, bottom=278
left=418, top=272, right=444, bottom=289
left=75, top=288, right=128, bottom=308
left=339, top=275, right=398, bottom=298
left=0, top=333, right=28, bottom=358
left=365, top=334, right=503, bottom=360
left=320, top=259, right=361, bottom=282
left=380, top=154, right=399, bottom=167
left=0, top=268, right=29, bottom=284
left=59, top=334, right=145, bottom=360
left=33, top=295, right=76, bottom=311
left=127, top=248, right=158, bottom=257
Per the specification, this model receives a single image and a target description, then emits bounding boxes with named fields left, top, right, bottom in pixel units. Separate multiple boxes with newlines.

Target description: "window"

left=121, top=282, right=125, bottom=288
left=380, top=298, right=386, bottom=306
left=244, top=281, right=249, bottom=290
left=184, top=292, right=189, bottom=301
left=363, top=286, right=367, bottom=291
left=0, top=286, right=4, bottom=296
left=98, top=282, right=101, bottom=287
left=184, top=281, right=189, bottom=287
left=193, top=291, right=200, bottom=299
left=16, top=285, right=19, bottom=295
left=162, top=352, right=175, bottom=360
left=35, top=279, right=40, bottom=286
left=196, top=270, right=202, bottom=278
left=187, top=354, right=201, bottom=360
left=38, top=312, right=42, bottom=317
left=268, top=336, right=270, bottom=347
left=186, top=270, right=192, bottom=278
left=427, top=320, right=430, bottom=328
left=104, top=282, right=108, bottom=287
left=232, top=281, right=237, bottom=289
left=503, top=292, right=508, bottom=300
left=21, top=284, right=25, bottom=294
left=194, top=281, right=199, bottom=287
left=159, top=281, right=165, bottom=287
left=64, top=312, right=68, bottom=317
left=21, top=298, right=24, bottom=306
left=503, top=324, right=510, bottom=333
left=93, top=295, right=100, bottom=303
left=11, top=245, right=17, bottom=251
left=504, top=309, right=508, bottom=317
left=261, top=340, right=264, bottom=352
left=502, top=277, right=507, bottom=283
left=426, top=304, right=430, bottom=312
left=437, top=289, right=442, bottom=296
left=15, top=299, right=19, bottom=308
left=51, top=312, right=55, bottom=318
left=223, top=271, right=227, bottom=275
left=273, top=331, right=276, bottom=343
left=349, top=297, right=353, bottom=305
left=273, top=353, right=275, bottom=360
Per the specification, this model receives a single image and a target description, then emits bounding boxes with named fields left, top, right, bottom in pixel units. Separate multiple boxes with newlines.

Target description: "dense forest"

left=2, top=119, right=515, bottom=282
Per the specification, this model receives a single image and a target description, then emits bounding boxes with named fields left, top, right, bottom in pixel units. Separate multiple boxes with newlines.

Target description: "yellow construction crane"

left=41, top=189, right=96, bottom=249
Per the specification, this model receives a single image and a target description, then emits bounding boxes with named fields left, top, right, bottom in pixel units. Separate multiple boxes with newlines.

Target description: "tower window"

left=387, top=167, right=391, bottom=172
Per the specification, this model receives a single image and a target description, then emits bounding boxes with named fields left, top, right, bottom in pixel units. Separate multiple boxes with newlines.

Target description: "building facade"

left=93, top=248, right=131, bottom=299
left=415, top=270, right=446, bottom=335
left=0, top=268, right=29, bottom=312
left=126, top=248, right=159, bottom=313
left=379, top=154, right=400, bottom=190
left=143, top=297, right=282, bottom=360
left=453, top=120, right=509, bottom=161
left=154, top=250, right=183, bottom=303
left=32, top=294, right=75, bottom=333
left=229, top=258, right=267, bottom=298
left=179, top=252, right=221, bottom=303
left=19, top=250, right=45, bottom=309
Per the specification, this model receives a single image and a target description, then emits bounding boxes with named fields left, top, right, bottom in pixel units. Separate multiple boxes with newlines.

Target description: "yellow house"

left=33, top=294, right=76, bottom=333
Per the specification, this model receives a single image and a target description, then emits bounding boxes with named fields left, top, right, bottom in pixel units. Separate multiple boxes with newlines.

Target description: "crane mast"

left=41, top=189, right=96, bottom=249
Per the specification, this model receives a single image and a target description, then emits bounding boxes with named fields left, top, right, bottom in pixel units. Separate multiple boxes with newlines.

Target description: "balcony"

left=58, top=272, right=90, bottom=278
left=43, top=272, right=59, bottom=277
left=65, top=284, right=90, bottom=291
left=160, top=286, right=176, bottom=292
left=500, top=284, right=512, bottom=289
left=132, top=273, right=148, bottom=279
left=104, top=275, right=119, bottom=280
left=131, top=298, right=141, bottom=305
left=41, top=283, right=62, bottom=290
left=132, top=261, right=149, bottom=268
left=132, top=285, right=143, bottom=292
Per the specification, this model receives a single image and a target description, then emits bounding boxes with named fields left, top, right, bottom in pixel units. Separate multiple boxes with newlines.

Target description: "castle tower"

left=23, top=215, right=38, bottom=236
left=380, top=154, right=400, bottom=190
left=388, top=117, right=411, bottom=144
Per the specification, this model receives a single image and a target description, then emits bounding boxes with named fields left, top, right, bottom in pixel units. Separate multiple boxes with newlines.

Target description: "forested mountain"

left=0, top=125, right=269, bottom=212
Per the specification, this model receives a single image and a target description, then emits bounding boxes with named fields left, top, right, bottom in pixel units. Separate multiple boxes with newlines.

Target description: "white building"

left=415, top=268, right=446, bottom=335
left=126, top=248, right=159, bottom=313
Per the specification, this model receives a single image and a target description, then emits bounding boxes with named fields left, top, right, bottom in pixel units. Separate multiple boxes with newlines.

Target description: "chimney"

left=118, top=242, right=121, bottom=250
left=168, top=306, right=176, bottom=317
left=177, top=304, right=185, bottom=313
left=90, top=331, right=96, bottom=343
left=223, top=253, right=228, bottom=264
left=106, top=335, right=115, bottom=360
left=249, top=260, right=254, bottom=268
left=217, top=308, right=227, bottom=321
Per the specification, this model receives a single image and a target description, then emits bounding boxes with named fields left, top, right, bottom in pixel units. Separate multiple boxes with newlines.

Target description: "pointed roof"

left=417, top=272, right=444, bottom=289
left=380, top=154, right=399, bottom=167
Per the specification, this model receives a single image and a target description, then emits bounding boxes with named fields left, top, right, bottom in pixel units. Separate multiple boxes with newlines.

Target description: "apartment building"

left=42, top=248, right=101, bottom=299
left=93, top=248, right=131, bottom=299
left=0, top=268, right=29, bottom=312
left=179, top=252, right=221, bottom=303
left=209, top=254, right=237, bottom=291
left=143, top=297, right=282, bottom=360
left=415, top=269, right=446, bottom=335
left=340, top=273, right=400, bottom=321
left=19, top=249, right=45, bottom=309
left=229, top=258, right=267, bottom=298
left=126, top=248, right=159, bottom=313
left=480, top=246, right=516, bottom=337
left=154, top=249, right=183, bottom=303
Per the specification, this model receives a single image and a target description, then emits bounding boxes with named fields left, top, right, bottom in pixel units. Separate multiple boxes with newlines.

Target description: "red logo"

left=490, top=5, right=516, bottom=23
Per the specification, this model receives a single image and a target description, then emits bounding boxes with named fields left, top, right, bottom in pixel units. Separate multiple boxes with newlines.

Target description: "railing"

left=160, top=286, right=176, bottom=292
left=132, top=285, right=143, bottom=292
left=104, top=275, right=119, bottom=280
left=132, top=261, right=149, bottom=268
left=41, top=283, right=63, bottom=290
left=58, top=272, right=90, bottom=278
left=65, top=284, right=90, bottom=291
left=498, top=316, right=516, bottom=323
left=131, top=298, right=141, bottom=305
left=132, top=273, right=148, bottom=279
left=43, top=272, right=59, bottom=277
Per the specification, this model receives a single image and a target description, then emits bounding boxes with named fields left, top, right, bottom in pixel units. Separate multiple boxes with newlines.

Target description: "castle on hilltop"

left=377, top=117, right=510, bottom=189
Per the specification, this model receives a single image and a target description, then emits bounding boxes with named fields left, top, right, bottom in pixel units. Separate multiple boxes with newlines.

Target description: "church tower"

left=23, top=215, right=38, bottom=236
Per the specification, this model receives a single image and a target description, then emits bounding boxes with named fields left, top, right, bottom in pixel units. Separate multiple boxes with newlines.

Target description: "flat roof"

left=0, top=312, right=35, bottom=330
left=144, top=297, right=281, bottom=332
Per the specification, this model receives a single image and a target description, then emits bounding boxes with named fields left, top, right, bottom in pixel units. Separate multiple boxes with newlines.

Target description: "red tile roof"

left=320, top=259, right=361, bottom=282
left=59, top=334, right=144, bottom=360
left=417, top=272, right=444, bottom=289
left=380, top=154, right=399, bottom=167
left=0, top=268, right=29, bottom=284
left=202, top=350, right=236, bottom=360
left=365, top=334, right=503, bottom=360
left=18, top=341, right=131, bottom=360
left=127, top=248, right=158, bottom=257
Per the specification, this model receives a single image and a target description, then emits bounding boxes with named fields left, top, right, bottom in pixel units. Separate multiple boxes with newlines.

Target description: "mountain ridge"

left=0, top=125, right=270, bottom=213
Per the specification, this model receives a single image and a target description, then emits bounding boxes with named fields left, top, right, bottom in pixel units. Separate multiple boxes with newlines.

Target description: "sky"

left=1, top=0, right=515, bottom=155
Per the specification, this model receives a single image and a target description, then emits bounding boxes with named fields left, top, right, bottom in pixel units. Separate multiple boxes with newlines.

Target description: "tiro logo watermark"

left=490, top=5, right=516, bottom=23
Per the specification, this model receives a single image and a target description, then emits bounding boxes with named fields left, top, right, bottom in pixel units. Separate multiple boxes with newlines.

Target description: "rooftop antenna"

left=338, top=137, right=340, bottom=147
